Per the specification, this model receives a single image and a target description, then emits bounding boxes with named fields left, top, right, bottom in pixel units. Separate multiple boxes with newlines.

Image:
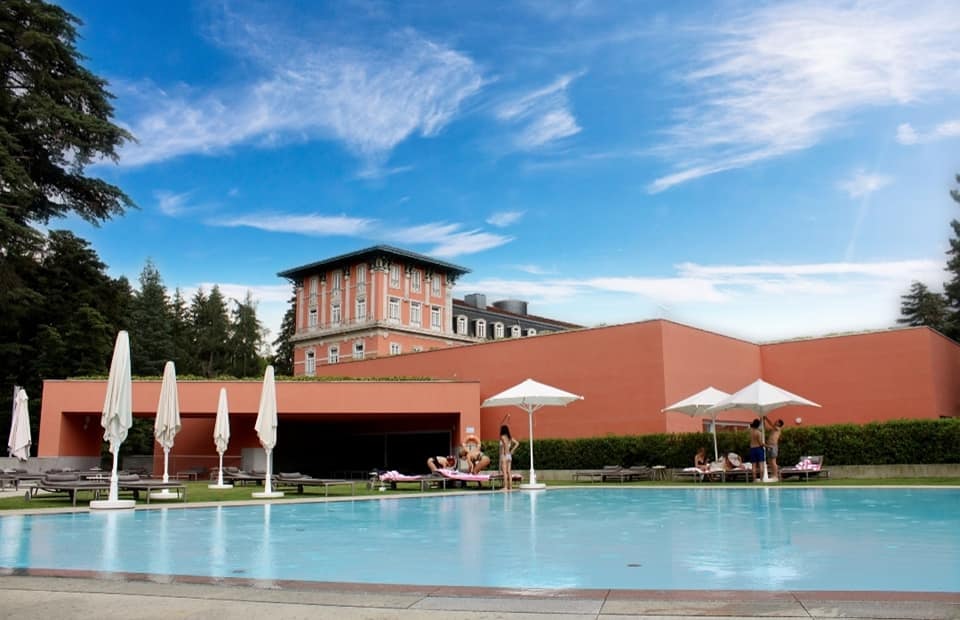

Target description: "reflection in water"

left=0, top=515, right=24, bottom=564
left=99, top=511, right=120, bottom=573
left=259, top=504, right=273, bottom=581
left=211, top=506, right=226, bottom=576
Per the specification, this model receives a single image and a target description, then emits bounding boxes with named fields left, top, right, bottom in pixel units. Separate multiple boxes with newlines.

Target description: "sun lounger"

left=780, top=455, right=829, bottom=481
left=25, top=472, right=110, bottom=506
left=273, top=472, right=357, bottom=496
left=436, top=469, right=499, bottom=489
left=573, top=465, right=620, bottom=482
left=117, top=474, right=187, bottom=503
left=378, top=470, right=446, bottom=491
left=487, top=471, right=523, bottom=486
left=0, top=468, right=44, bottom=490
left=218, top=467, right=263, bottom=486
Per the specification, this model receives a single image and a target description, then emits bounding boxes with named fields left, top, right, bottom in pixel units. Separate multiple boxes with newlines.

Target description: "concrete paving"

left=0, top=575, right=957, bottom=619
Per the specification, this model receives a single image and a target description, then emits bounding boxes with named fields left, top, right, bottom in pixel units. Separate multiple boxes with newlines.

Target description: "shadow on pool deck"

left=0, top=573, right=957, bottom=619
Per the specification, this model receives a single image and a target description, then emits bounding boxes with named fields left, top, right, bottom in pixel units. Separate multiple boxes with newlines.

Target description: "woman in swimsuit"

left=499, top=425, right=520, bottom=491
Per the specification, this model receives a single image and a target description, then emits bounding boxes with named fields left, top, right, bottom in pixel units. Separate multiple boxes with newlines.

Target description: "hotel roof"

left=278, top=245, right=471, bottom=280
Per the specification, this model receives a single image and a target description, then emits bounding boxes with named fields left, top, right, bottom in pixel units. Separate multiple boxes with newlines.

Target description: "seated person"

left=464, top=435, right=491, bottom=474
left=723, top=452, right=743, bottom=470
left=427, top=447, right=470, bottom=473
left=694, top=447, right=710, bottom=472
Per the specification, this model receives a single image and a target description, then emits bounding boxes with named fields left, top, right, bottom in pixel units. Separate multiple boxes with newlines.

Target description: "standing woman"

left=499, top=425, right=520, bottom=491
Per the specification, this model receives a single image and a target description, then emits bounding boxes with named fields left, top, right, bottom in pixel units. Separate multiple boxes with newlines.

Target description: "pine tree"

left=229, top=291, right=265, bottom=377
left=129, top=260, right=174, bottom=375
left=191, top=286, right=231, bottom=377
left=943, top=174, right=960, bottom=339
left=271, top=288, right=297, bottom=376
left=170, top=288, right=196, bottom=375
left=897, top=281, right=946, bottom=330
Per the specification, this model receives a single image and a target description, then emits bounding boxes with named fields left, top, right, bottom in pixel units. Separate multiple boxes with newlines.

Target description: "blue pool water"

left=1, top=488, right=957, bottom=591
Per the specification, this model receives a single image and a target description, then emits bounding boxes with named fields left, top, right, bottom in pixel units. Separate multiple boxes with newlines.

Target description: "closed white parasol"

left=90, top=331, right=135, bottom=510
left=253, top=365, right=282, bottom=498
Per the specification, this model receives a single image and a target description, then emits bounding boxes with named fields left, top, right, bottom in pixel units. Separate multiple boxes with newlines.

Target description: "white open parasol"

left=661, top=386, right=731, bottom=462
left=481, top=378, right=583, bottom=490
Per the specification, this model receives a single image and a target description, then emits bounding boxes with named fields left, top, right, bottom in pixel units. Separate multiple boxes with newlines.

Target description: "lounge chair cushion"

left=44, top=473, right=80, bottom=482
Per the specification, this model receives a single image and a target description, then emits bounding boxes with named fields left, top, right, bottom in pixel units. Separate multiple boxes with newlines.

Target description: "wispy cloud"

left=495, top=73, right=583, bottom=149
left=512, top=264, right=554, bottom=275
left=896, top=120, right=960, bottom=145
left=486, top=210, right=525, bottom=227
left=465, top=258, right=941, bottom=307
left=216, top=213, right=375, bottom=236
left=155, top=190, right=195, bottom=216
left=649, top=2, right=960, bottom=192
left=213, top=212, right=511, bottom=257
left=837, top=169, right=892, bottom=199
left=114, top=13, right=485, bottom=168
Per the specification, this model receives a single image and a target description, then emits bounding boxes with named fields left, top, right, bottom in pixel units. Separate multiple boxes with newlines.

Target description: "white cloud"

left=512, top=264, right=554, bottom=275
left=215, top=213, right=375, bottom=236
left=114, top=18, right=485, bottom=168
left=213, top=212, right=512, bottom=257
left=486, top=210, right=525, bottom=227
left=896, top=119, right=960, bottom=144
left=155, top=190, right=194, bottom=216
left=837, top=170, right=892, bottom=199
left=649, top=1, right=960, bottom=192
left=495, top=73, right=583, bottom=149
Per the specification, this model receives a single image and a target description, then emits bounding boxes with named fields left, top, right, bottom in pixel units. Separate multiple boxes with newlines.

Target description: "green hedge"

left=481, top=418, right=960, bottom=469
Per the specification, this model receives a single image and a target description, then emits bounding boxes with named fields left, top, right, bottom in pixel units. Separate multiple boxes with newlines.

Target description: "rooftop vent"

left=492, top=299, right=528, bottom=316
left=463, top=293, right=487, bottom=309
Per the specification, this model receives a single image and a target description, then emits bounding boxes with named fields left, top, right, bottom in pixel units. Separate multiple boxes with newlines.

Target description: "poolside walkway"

left=0, top=574, right=957, bottom=619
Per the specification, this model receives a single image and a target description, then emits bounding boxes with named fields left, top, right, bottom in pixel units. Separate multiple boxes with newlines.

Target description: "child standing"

left=499, top=424, right=520, bottom=491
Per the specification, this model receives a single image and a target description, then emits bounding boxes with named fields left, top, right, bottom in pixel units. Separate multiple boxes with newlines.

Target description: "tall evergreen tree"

left=191, top=286, right=231, bottom=377
left=272, top=288, right=297, bottom=376
left=169, top=288, right=196, bottom=375
left=129, top=260, right=173, bottom=375
left=897, top=282, right=947, bottom=330
left=942, top=174, right=960, bottom=339
left=229, top=291, right=265, bottom=377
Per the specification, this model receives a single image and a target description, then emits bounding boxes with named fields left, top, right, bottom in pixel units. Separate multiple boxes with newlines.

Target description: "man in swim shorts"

left=749, top=419, right=765, bottom=481
left=763, top=415, right=785, bottom=480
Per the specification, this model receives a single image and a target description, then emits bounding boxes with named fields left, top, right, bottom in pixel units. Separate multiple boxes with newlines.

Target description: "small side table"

left=652, top=465, right=668, bottom=481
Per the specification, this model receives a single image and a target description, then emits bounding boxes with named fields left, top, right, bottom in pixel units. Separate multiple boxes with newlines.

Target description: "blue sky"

left=56, top=0, right=960, bottom=345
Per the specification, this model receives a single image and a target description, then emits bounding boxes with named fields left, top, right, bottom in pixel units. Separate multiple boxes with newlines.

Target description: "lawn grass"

left=1, top=476, right=957, bottom=512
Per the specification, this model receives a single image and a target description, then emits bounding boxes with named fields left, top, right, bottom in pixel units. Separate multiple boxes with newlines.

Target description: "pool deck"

left=0, top=573, right=957, bottom=619
left=1, top=486, right=958, bottom=619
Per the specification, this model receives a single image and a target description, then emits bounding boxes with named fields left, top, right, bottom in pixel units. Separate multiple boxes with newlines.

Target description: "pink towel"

left=379, top=471, right=424, bottom=482
left=437, top=469, right=491, bottom=482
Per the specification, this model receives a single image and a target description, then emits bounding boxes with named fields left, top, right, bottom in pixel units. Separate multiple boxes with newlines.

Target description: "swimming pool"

left=1, top=488, right=957, bottom=592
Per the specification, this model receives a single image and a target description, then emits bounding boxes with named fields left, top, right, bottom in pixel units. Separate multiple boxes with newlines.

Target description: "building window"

left=332, top=270, right=342, bottom=291
left=510, top=325, right=521, bottom=338
left=331, top=303, right=341, bottom=325
left=527, top=328, right=537, bottom=336
left=309, top=276, right=318, bottom=307
left=328, top=346, right=339, bottom=364
left=305, top=350, right=316, bottom=376
left=431, top=273, right=441, bottom=295
left=412, top=345, right=423, bottom=352
left=456, top=315, right=468, bottom=335
left=356, top=264, right=366, bottom=283
left=475, top=319, right=486, bottom=338
left=494, top=322, right=504, bottom=339
left=389, top=264, right=401, bottom=288
left=410, top=302, right=422, bottom=326
left=353, top=341, right=365, bottom=360
left=308, top=308, right=318, bottom=328
left=356, top=298, right=366, bottom=321
left=390, top=342, right=401, bottom=355
left=431, top=306, right=441, bottom=329
left=411, top=269, right=422, bottom=292
left=388, top=297, right=400, bottom=321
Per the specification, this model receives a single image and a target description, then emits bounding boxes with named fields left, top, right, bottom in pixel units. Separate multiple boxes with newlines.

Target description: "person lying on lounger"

left=427, top=447, right=470, bottom=473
